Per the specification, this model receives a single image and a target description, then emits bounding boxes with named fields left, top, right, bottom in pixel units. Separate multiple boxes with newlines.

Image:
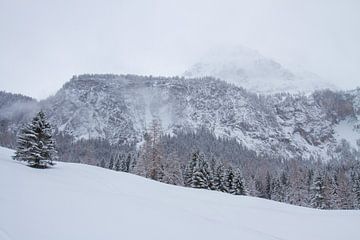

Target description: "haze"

left=0, top=0, right=359, bottom=99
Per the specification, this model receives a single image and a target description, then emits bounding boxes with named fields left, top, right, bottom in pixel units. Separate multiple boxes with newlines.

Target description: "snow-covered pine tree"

left=184, top=151, right=199, bottom=186
left=264, top=171, right=272, bottom=199
left=191, top=154, right=211, bottom=189
left=336, top=171, right=354, bottom=209
left=120, top=154, right=131, bottom=172
left=114, top=157, right=120, bottom=171
left=232, top=168, right=246, bottom=195
left=212, top=162, right=227, bottom=192
left=100, top=159, right=106, bottom=168
left=310, top=172, right=327, bottom=209
left=280, top=171, right=291, bottom=203
left=329, top=173, right=342, bottom=209
left=271, top=176, right=285, bottom=202
left=129, top=155, right=137, bottom=173
left=352, top=173, right=360, bottom=209
left=13, top=111, right=57, bottom=168
left=224, top=166, right=235, bottom=194
left=108, top=155, right=114, bottom=170
left=351, top=172, right=360, bottom=209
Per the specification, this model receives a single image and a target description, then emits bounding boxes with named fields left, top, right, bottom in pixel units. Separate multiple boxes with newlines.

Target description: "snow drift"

left=0, top=146, right=359, bottom=240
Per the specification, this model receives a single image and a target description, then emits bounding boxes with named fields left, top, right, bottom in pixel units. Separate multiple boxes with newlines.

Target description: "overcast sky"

left=0, top=0, right=359, bottom=99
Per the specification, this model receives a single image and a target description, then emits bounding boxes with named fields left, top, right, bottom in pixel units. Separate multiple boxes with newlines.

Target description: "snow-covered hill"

left=184, top=46, right=336, bottom=94
left=0, top=146, right=359, bottom=240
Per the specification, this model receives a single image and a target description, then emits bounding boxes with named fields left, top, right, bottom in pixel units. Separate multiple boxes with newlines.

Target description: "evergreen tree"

left=329, top=173, right=342, bottom=209
left=100, top=159, right=106, bottom=168
left=280, top=171, right=290, bottom=202
left=310, top=172, right=327, bottom=209
left=114, top=158, right=120, bottom=171
left=191, top=154, right=211, bottom=189
left=129, top=155, right=137, bottom=173
left=352, top=173, right=360, bottom=209
left=232, top=168, right=246, bottom=195
left=271, top=176, right=285, bottom=202
left=13, top=111, right=57, bottom=168
left=108, top=155, right=114, bottom=170
left=265, top=171, right=272, bottom=199
left=224, top=167, right=235, bottom=194
left=212, top=162, right=227, bottom=192
left=184, top=151, right=199, bottom=186
left=120, top=154, right=131, bottom=172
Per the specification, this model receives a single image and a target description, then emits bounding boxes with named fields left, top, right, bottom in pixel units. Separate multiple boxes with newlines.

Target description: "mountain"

left=184, top=46, right=336, bottom=94
left=0, top=75, right=359, bottom=160
left=0, top=146, right=359, bottom=240
left=0, top=91, right=38, bottom=148
left=0, top=91, right=37, bottom=120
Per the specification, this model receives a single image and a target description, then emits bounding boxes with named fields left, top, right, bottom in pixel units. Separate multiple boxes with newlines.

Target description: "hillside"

left=0, top=76, right=359, bottom=160
left=0, top=146, right=359, bottom=240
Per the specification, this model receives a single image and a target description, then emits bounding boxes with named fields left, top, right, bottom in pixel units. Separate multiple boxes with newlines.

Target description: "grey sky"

left=0, top=0, right=359, bottom=99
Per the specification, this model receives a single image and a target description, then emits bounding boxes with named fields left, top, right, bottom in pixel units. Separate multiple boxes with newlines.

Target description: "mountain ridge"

left=1, top=74, right=359, bottom=160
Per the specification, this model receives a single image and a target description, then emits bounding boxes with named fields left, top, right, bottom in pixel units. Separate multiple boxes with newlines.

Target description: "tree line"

left=11, top=112, right=360, bottom=209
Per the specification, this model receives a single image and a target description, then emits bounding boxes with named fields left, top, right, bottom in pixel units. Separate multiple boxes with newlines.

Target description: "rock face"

left=1, top=75, right=359, bottom=160
left=184, top=46, right=335, bottom=94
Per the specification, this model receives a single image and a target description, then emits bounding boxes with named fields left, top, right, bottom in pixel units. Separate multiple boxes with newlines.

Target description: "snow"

left=184, top=46, right=336, bottom=94
left=334, top=118, right=360, bottom=149
left=1, top=146, right=359, bottom=240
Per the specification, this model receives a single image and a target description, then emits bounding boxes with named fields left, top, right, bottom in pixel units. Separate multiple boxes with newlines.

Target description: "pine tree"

left=353, top=173, right=360, bottom=209
left=114, top=158, right=120, bottom=171
left=224, top=167, right=235, bottom=194
left=310, top=172, right=327, bottom=209
left=271, top=176, right=285, bottom=202
left=329, top=173, right=342, bottom=209
left=120, top=154, right=131, bottom=172
left=129, top=154, right=137, bottom=173
left=108, top=155, right=114, bottom=170
left=232, top=168, right=246, bottom=195
left=264, top=171, right=272, bottom=199
left=191, top=154, right=211, bottom=189
left=184, top=151, right=199, bottom=186
left=13, top=111, right=57, bottom=168
left=212, top=162, right=227, bottom=192
left=100, top=159, right=105, bottom=168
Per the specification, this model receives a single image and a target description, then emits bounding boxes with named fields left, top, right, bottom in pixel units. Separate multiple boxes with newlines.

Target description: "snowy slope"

left=0, top=147, right=359, bottom=240
left=184, top=46, right=336, bottom=94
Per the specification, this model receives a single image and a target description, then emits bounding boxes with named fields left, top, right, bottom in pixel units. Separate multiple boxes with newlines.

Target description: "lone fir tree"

left=13, top=111, right=57, bottom=168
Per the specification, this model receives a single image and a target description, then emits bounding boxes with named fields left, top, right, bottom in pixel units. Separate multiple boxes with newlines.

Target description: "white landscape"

left=0, top=146, right=359, bottom=240
left=1, top=1, right=360, bottom=239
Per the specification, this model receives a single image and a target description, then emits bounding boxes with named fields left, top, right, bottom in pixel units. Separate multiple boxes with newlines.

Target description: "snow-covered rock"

left=0, top=76, right=359, bottom=160
left=0, top=146, right=359, bottom=240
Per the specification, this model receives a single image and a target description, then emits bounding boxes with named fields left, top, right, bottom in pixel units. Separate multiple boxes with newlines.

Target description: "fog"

left=0, top=0, right=359, bottom=99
